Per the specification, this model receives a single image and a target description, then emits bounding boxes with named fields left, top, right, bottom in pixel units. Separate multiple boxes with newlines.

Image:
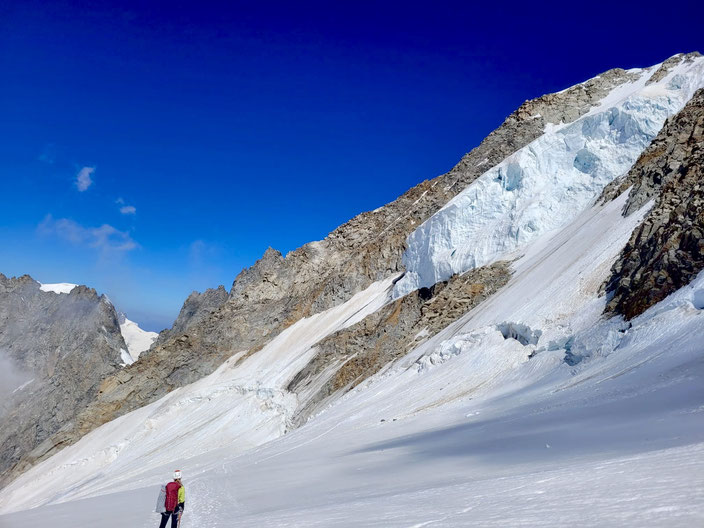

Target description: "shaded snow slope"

left=38, top=283, right=77, bottom=294
left=394, top=55, right=704, bottom=297
left=118, top=316, right=158, bottom=363
left=2, top=192, right=702, bottom=527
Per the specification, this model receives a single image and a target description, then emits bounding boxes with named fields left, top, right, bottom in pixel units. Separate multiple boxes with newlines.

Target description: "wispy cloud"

left=38, top=144, right=57, bottom=164
left=38, top=215, right=138, bottom=252
left=187, top=240, right=223, bottom=285
left=188, top=239, right=225, bottom=272
left=75, top=166, right=95, bottom=192
left=116, top=198, right=136, bottom=215
left=0, top=353, right=32, bottom=418
left=189, top=239, right=218, bottom=266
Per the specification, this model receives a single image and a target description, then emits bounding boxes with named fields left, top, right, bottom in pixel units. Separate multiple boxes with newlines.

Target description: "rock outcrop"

left=288, top=262, right=511, bottom=425
left=154, top=285, right=228, bottom=346
left=0, top=274, right=126, bottom=486
left=645, top=51, right=701, bottom=85
left=603, top=88, right=704, bottom=318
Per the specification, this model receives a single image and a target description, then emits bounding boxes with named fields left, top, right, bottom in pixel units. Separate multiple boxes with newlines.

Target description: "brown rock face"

left=288, top=262, right=511, bottom=426
left=604, top=88, right=704, bottom=319
left=645, top=52, right=702, bottom=85
left=1, top=65, right=640, bottom=486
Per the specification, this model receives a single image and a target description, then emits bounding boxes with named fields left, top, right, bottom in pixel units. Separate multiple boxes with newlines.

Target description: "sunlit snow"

left=394, top=55, right=704, bottom=297
left=1, top=192, right=702, bottom=526
left=38, top=283, right=77, bottom=294
left=119, top=317, right=158, bottom=362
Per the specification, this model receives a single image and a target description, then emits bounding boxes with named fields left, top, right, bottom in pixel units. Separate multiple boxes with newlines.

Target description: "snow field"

left=2, top=185, right=702, bottom=526
left=183, top=212, right=704, bottom=526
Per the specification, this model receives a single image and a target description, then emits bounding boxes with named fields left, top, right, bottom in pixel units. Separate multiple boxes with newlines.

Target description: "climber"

left=157, top=469, right=185, bottom=528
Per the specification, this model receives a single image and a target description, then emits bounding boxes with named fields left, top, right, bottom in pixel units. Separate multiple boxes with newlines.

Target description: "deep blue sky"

left=1, top=0, right=702, bottom=330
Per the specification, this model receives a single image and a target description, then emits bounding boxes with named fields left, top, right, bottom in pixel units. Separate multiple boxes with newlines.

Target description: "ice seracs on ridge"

left=393, top=55, right=704, bottom=297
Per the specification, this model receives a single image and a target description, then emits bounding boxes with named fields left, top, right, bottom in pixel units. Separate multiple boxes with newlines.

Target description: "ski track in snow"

left=2, top=56, right=704, bottom=527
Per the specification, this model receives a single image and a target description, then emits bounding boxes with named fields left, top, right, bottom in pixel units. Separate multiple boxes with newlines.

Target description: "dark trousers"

left=158, top=510, right=179, bottom=528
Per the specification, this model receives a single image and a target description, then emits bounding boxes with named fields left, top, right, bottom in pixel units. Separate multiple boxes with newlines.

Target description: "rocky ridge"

left=645, top=51, right=701, bottom=85
left=602, top=88, right=704, bottom=318
left=154, top=285, right=228, bottom=346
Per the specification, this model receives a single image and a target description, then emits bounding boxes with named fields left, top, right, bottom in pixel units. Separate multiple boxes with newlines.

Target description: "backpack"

left=165, top=481, right=182, bottom=512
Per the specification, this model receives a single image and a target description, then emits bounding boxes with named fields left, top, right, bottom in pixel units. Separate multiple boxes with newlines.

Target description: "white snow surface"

left=119, top=348, right=134, bottom=366
left=394, top=55, right=704, bottom=297
left=1, top=191, right=702, bottom=527
left=119, top=317, right=158, bottom=362
left=38, top=282, right=77, bottom=294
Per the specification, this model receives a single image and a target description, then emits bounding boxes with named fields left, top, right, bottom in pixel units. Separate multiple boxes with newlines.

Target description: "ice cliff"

left=394, top=55, right=704, bottom=296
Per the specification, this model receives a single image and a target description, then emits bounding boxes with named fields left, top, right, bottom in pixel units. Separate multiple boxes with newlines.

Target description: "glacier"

left=393, top=55, right=704, bottom=297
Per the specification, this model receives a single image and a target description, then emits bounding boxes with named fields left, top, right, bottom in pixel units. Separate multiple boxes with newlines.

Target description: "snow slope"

left=119, top=317, right=158, bottom=363
left=394, top=55, right=704, bottom=297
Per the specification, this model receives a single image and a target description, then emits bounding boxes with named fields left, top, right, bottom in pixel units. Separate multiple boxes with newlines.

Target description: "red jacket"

left=164, top=481, right=182, bottom=512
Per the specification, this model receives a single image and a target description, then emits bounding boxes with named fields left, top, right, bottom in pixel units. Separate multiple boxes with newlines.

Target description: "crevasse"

left=393, top=56, right=704, bottom=298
